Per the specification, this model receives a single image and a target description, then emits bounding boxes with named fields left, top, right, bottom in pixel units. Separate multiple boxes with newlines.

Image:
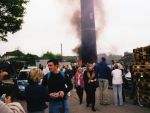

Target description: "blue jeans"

left=113, top=84, right=123, bottom=106
left=49, top=98, right=70, bottom=113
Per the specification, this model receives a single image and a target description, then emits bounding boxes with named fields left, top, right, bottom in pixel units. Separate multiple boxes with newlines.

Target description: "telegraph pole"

left=61, top=43, right=63, bottom=61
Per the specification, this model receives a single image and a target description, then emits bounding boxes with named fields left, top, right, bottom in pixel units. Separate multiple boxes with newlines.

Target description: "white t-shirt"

left=111, top=69, right=123, bottom=85
left=125, top=72, right=131, bottom=78
left=43, top=66, right=49, bottom=75
left=77, top=74, right=81, bottom=86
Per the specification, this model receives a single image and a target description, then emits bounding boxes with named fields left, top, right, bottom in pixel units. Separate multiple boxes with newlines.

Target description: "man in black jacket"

left=42, top=59, right=73, bottom=113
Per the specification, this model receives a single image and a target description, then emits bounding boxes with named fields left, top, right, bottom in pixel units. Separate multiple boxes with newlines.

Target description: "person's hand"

left=49, top=92, right=59, bottom=99
left=90, top=80, right=94, bottom=82
left=58, top=91, right=64, bottom=98
left=0, top=71, right=8, bottom=80
left=4, top=96, right=11, bottom=104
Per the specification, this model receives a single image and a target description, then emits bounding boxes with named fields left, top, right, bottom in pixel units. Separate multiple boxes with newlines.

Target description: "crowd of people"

left=0, top=57, right=132, bottom=113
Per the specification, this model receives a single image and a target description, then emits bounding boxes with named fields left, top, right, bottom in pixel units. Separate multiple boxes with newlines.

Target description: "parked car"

left=13, top=66, right=39, bottom=99
left=13, top=68, right=30, bottom=99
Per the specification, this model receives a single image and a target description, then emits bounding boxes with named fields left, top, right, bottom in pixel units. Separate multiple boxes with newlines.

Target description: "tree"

left=55, top=54, right=63, bottom=61
left=41, top=52, right=55, bottom=59
left=0, top=0, right=28, bottom=41
left=25, top=53, right=39, bottom=65
left=13, top=49, right=25, bottom=57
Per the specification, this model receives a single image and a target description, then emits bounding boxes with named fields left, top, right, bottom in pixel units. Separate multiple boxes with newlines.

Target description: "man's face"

left=47, top=62, right=58, bottom=73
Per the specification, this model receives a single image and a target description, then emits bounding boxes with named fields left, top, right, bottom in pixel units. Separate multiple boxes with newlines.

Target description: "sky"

left=0, top=0, right=150, bottom=56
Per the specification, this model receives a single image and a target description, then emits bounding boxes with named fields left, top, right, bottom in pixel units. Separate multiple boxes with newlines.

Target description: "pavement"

left=19, top=88, right=150, bottom=113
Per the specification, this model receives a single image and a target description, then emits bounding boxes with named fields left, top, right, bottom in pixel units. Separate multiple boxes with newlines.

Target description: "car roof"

left=27, top=66, right=37, bottom=69
left=20, top=69, right=30, bottom=72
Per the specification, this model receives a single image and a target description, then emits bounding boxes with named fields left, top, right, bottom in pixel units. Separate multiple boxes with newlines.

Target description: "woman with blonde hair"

left=25, top=68, right=49, bottom=113
left=84, top=63, right=98, bottom=112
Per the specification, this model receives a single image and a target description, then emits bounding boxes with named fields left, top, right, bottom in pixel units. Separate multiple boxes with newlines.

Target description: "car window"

left=18, top=71, right=29, bottom=80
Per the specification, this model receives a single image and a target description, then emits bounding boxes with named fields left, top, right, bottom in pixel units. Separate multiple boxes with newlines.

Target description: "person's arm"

left=0, top=100, right=13, bottom=113
left=64, top=74, right=73, bottom=93
left=41, top=86, right=50, bottom=101
left=41, top=74, right=48, bottom=87
left=56, top=74, right=73, bottom=98
left=94, top=72, right=98, bottom=81
left=83, top=71, right=88, bottom=85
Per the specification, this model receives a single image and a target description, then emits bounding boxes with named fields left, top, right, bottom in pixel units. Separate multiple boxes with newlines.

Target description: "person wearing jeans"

left=111, top=64, right=123, bottom=106
left=42, top=59, right=73, bottom=113
left=112, top=84, right=123, bottom=106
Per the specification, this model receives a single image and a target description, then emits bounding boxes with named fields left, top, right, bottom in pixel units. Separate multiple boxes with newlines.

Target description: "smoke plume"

left=94, top=0, right=106, bottom=38
left=57, top=0, right=105, bottom=55
left=70, top=10, right=81, bottom=37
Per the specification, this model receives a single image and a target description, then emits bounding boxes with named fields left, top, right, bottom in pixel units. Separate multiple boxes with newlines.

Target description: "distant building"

left=2, top=50, right=25, bottom=61
left=35, top=58, right=71, bottom=69
left=2, top=52, right=16, bottom=60
left=35, top=58, right=49, bottom=68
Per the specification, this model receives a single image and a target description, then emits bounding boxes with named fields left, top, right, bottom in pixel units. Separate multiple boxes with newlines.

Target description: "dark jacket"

left=95, top=61, right=111, bottom=80
left=83, top=70, right=98, bottom=90
left=42, top=71, right=73, bottom=101
left=25, top=84, right=48, bottom=112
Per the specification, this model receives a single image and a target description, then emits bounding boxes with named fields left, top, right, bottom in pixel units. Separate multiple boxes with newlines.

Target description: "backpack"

left=47, top=71, right=65, bottom=80
left=47, top=71, right=68, bottom=88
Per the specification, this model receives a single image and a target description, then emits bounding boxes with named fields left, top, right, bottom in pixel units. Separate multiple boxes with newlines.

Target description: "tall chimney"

left=80, top=0, right=97, bottom=64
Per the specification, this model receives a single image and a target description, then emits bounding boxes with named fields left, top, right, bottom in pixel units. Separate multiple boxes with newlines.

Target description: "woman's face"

left=78, top=67, right=83, bottom=73
left=87, top=63, right=93, bottom=71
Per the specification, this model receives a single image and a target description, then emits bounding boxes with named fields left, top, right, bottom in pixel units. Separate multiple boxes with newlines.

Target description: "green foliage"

left=63, top=56, right=77, bottom=63
left=0, top=0, right=28, bottom=41
left=41, top=52, right=55, bottom=59
left=41, top=52, right=63, bottom=61
left=12, top=49, right=25, bottom=56
left=55, top=54, right=63, bottom=60
left=25, top=53, right=39, bottom=65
